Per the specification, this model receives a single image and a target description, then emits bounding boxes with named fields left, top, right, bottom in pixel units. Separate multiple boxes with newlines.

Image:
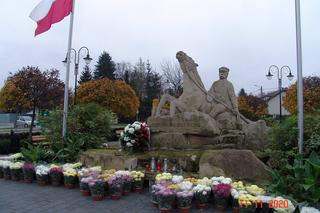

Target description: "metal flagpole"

left=62, top=0, right=76, bottom=141
left=295, top=0, right=304, bottom=154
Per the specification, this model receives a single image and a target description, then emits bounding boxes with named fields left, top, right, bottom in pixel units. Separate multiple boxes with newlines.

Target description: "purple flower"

left=212, top=183, right=231, bottom=198
left=23, top=163, right=34, bottom=170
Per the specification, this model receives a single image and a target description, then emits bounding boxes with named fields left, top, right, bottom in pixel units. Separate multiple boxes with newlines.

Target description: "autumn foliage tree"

left=77, top=79, right=139, bottom=119
left=238, top=95, right=268, bottom=121
left=283, top=76, right=320, bottom=114
left=0, top=66, right=65, bottom=140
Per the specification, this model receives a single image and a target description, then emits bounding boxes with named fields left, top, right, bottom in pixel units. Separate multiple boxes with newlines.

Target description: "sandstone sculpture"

left=148, top=51, right=267, bottom=150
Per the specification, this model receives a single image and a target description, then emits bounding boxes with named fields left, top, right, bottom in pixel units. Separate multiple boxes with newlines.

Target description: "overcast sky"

left=1, top=0, right=319, bottom=95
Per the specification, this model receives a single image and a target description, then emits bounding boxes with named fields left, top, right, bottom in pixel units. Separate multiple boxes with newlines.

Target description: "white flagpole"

left=62, top=0, right=76, bottom=141
left=295, top=0, right=304, bottom=154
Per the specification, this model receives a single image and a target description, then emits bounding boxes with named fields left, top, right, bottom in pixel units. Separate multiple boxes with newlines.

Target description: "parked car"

left=16, top=116, right=38, bottom=128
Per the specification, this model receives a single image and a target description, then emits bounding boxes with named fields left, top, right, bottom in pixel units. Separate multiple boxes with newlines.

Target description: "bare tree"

left=160, top=59, right=183, bottom=97
left=115, top=61, right=133, bottom=81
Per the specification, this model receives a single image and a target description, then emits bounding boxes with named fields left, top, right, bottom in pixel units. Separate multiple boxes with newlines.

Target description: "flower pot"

left=52, top=181, right=61, bottom=187
left=133, top=187, right=143, bottom=193
left=111, top=194, right=121, bottom=200
left=0, top=170, right=4, bottom=179
left=160, top=208, right=172, bottom=213
left=179, top=206, right=191, bottom=213
left=91, top=195, right=104, bottom=201
left=64, top=183, right=75, bottom=189
left=37, top=180, right=46, bottom=186
left=4, top=175, right=11, bottom=180
left=216, top=204, right=227, bottom=212
left=80, top=190, right=90, bottom=196
left=233, top=207, right=240, bottom=213
left=122, top=191, right=129, bottom=196
left=151, top=201, right=158, bottom=208
left=196, top=202, right=208, bottom=210
left=24, top=178, right=33, bottom=184
left=11, top=175, right=20, bottom=181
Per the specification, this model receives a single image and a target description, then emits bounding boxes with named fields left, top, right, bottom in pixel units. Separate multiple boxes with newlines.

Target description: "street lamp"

left=63, top=46, right=92, bottom=105
left=266, top=65, right=294, bottom=122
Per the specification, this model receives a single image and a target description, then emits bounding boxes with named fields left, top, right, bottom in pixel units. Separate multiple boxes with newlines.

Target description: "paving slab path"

left=0, top=179, right=231, bottom=213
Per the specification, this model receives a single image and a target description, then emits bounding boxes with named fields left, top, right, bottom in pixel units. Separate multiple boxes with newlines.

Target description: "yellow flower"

left=63, top=168, right=77, bottom=177
left=245, top=185, right=265, bottom=196
left=232, top=181, right=245, bottom=190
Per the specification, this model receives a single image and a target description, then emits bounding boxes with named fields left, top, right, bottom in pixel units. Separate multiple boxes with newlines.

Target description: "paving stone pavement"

left=0, top=179, right=231, bottom=213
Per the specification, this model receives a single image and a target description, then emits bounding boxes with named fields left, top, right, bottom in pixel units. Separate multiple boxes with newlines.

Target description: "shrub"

left=40, top=103, right=113, bottom=149
left=0, top=139, right=10, bottom=154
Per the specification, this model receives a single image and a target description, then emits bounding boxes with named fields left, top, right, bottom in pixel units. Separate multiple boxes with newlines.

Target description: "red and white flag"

left=30, top=0, right=73, bottom=36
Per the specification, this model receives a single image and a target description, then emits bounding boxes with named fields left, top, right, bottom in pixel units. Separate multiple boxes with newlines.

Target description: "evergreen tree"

left=238, top=88, right=247, bottom=97
left=79, top=65, right=92, bottom=84
left=94, top=51, right=116, bottom=80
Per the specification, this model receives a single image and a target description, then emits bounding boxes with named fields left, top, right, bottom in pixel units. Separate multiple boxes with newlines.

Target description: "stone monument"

left=148, top=51, right=267, bottom=150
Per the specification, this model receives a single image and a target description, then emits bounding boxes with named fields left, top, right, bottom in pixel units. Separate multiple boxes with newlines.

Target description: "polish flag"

left=30, top=0, right=73, bottom=36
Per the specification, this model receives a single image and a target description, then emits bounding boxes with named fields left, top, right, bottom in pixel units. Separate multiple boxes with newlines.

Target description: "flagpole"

left=62, top=0, right=76, bottom=141
left=295, top=0, right=304, bottom=154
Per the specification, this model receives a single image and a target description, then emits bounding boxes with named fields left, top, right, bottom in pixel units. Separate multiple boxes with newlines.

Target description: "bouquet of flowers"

left=108, top=174, right=124, bottom=200
left=89, top=178, right=105, bottom=201
left=80, top=176, right=94, bottom=196
left=176, top=190, right=194, bottom=211
left=23, top=163, right=35, bottom=183
left=193, top=184, right=211, bottom=209
left=9, top=162, right=23, bottom=181
left=115, top=170, right=133, bottom=195
left=36, top=165, right=49, bottom=186
left=63, top=168, right=78, bottom=189
left=49, top=165, right=63, bottom=186
left=156, top=187, right=176, bottom=211
left=2, top=160, right=12, bottom=179
left=212, top=183, right=231, bottom=210
left=120, top=121, right=150, bottom=152
left=131, top=171, right=145, bottom=192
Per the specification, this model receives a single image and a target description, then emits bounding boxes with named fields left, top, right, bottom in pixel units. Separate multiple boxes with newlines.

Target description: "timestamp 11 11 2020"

left=239, top=199, right=289, bottom=209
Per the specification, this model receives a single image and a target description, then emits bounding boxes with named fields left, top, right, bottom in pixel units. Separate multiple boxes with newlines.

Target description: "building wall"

left=267, top=91, right=290, bottom=116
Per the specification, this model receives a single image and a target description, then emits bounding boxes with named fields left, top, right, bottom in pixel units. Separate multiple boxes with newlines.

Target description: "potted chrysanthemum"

left=80, top=176, right=93, bottom=196
left=36, top=165, right=49, bottom=186
left=9, top=162, right=23, bottom=181
left=0, top=160, right=5, bottom=179
left=23, top=163, right=35, bottom=183
left=156, top=187, right=176, bottom=213
left=2, top=161, right=12, bottom=180
left=63, top=167, right=78, bottom=189
left=108, top=174, right=124, bottom=200
left=176, top=190, right=193, bottom=213
left=49, top=165, right=63, bottom=186
left=238, top=194, right=257, bottom=213
left=193, top=184, right=211, bottom=210
left=115, top=170, right=132, bottom=196
left=213, top=183, right=231, bottom=211
left=131, top=171, right=145, bottom=193
left=151, top=184, right=165, bottom=208
left=89, top=178, right=105, bottom=201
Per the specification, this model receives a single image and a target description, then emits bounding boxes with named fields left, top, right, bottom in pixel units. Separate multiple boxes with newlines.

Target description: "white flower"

left=301, top=207, right=320, bottom=213
left=126, top=142, right=133, bottom=147
left=128, top=127, right=134, bottom=134
left=202, top=191, right=207, bottom=195
left=0, top=160, right=12, bottom=168
left=120, top=132, right=124, bottom=137
left=124, top=124, right=130, bottom=132
left=178, top=181, right=193, bottom=191
left=172, top=175, right=184, bottom=184
left=273, top=197, right=295, bottom=213
left=36, top=165, right=49, bottom=176
left=124, top=136, right=130, bottom=142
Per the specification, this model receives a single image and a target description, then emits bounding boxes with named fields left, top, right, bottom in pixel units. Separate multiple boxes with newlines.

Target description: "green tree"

left=78, top=65, right=92, bottom=84
left=238, top=88, right=247, bottom=97
left=94, top=51, right=116, bottom=80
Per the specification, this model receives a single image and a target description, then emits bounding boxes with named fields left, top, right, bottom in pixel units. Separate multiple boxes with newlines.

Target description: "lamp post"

left=63, top=46, right=92, bottom=105
left=266, top=65, right=294, bottom=122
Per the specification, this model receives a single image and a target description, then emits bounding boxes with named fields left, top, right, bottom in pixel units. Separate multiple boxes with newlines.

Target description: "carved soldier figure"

left=206, top=67, right=242, bottom=130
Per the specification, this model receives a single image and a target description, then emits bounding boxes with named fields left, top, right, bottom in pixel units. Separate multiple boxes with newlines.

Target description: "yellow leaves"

left=238, top=95, right=267, bottom=121
left=77, top=78, right=140, bottom=118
